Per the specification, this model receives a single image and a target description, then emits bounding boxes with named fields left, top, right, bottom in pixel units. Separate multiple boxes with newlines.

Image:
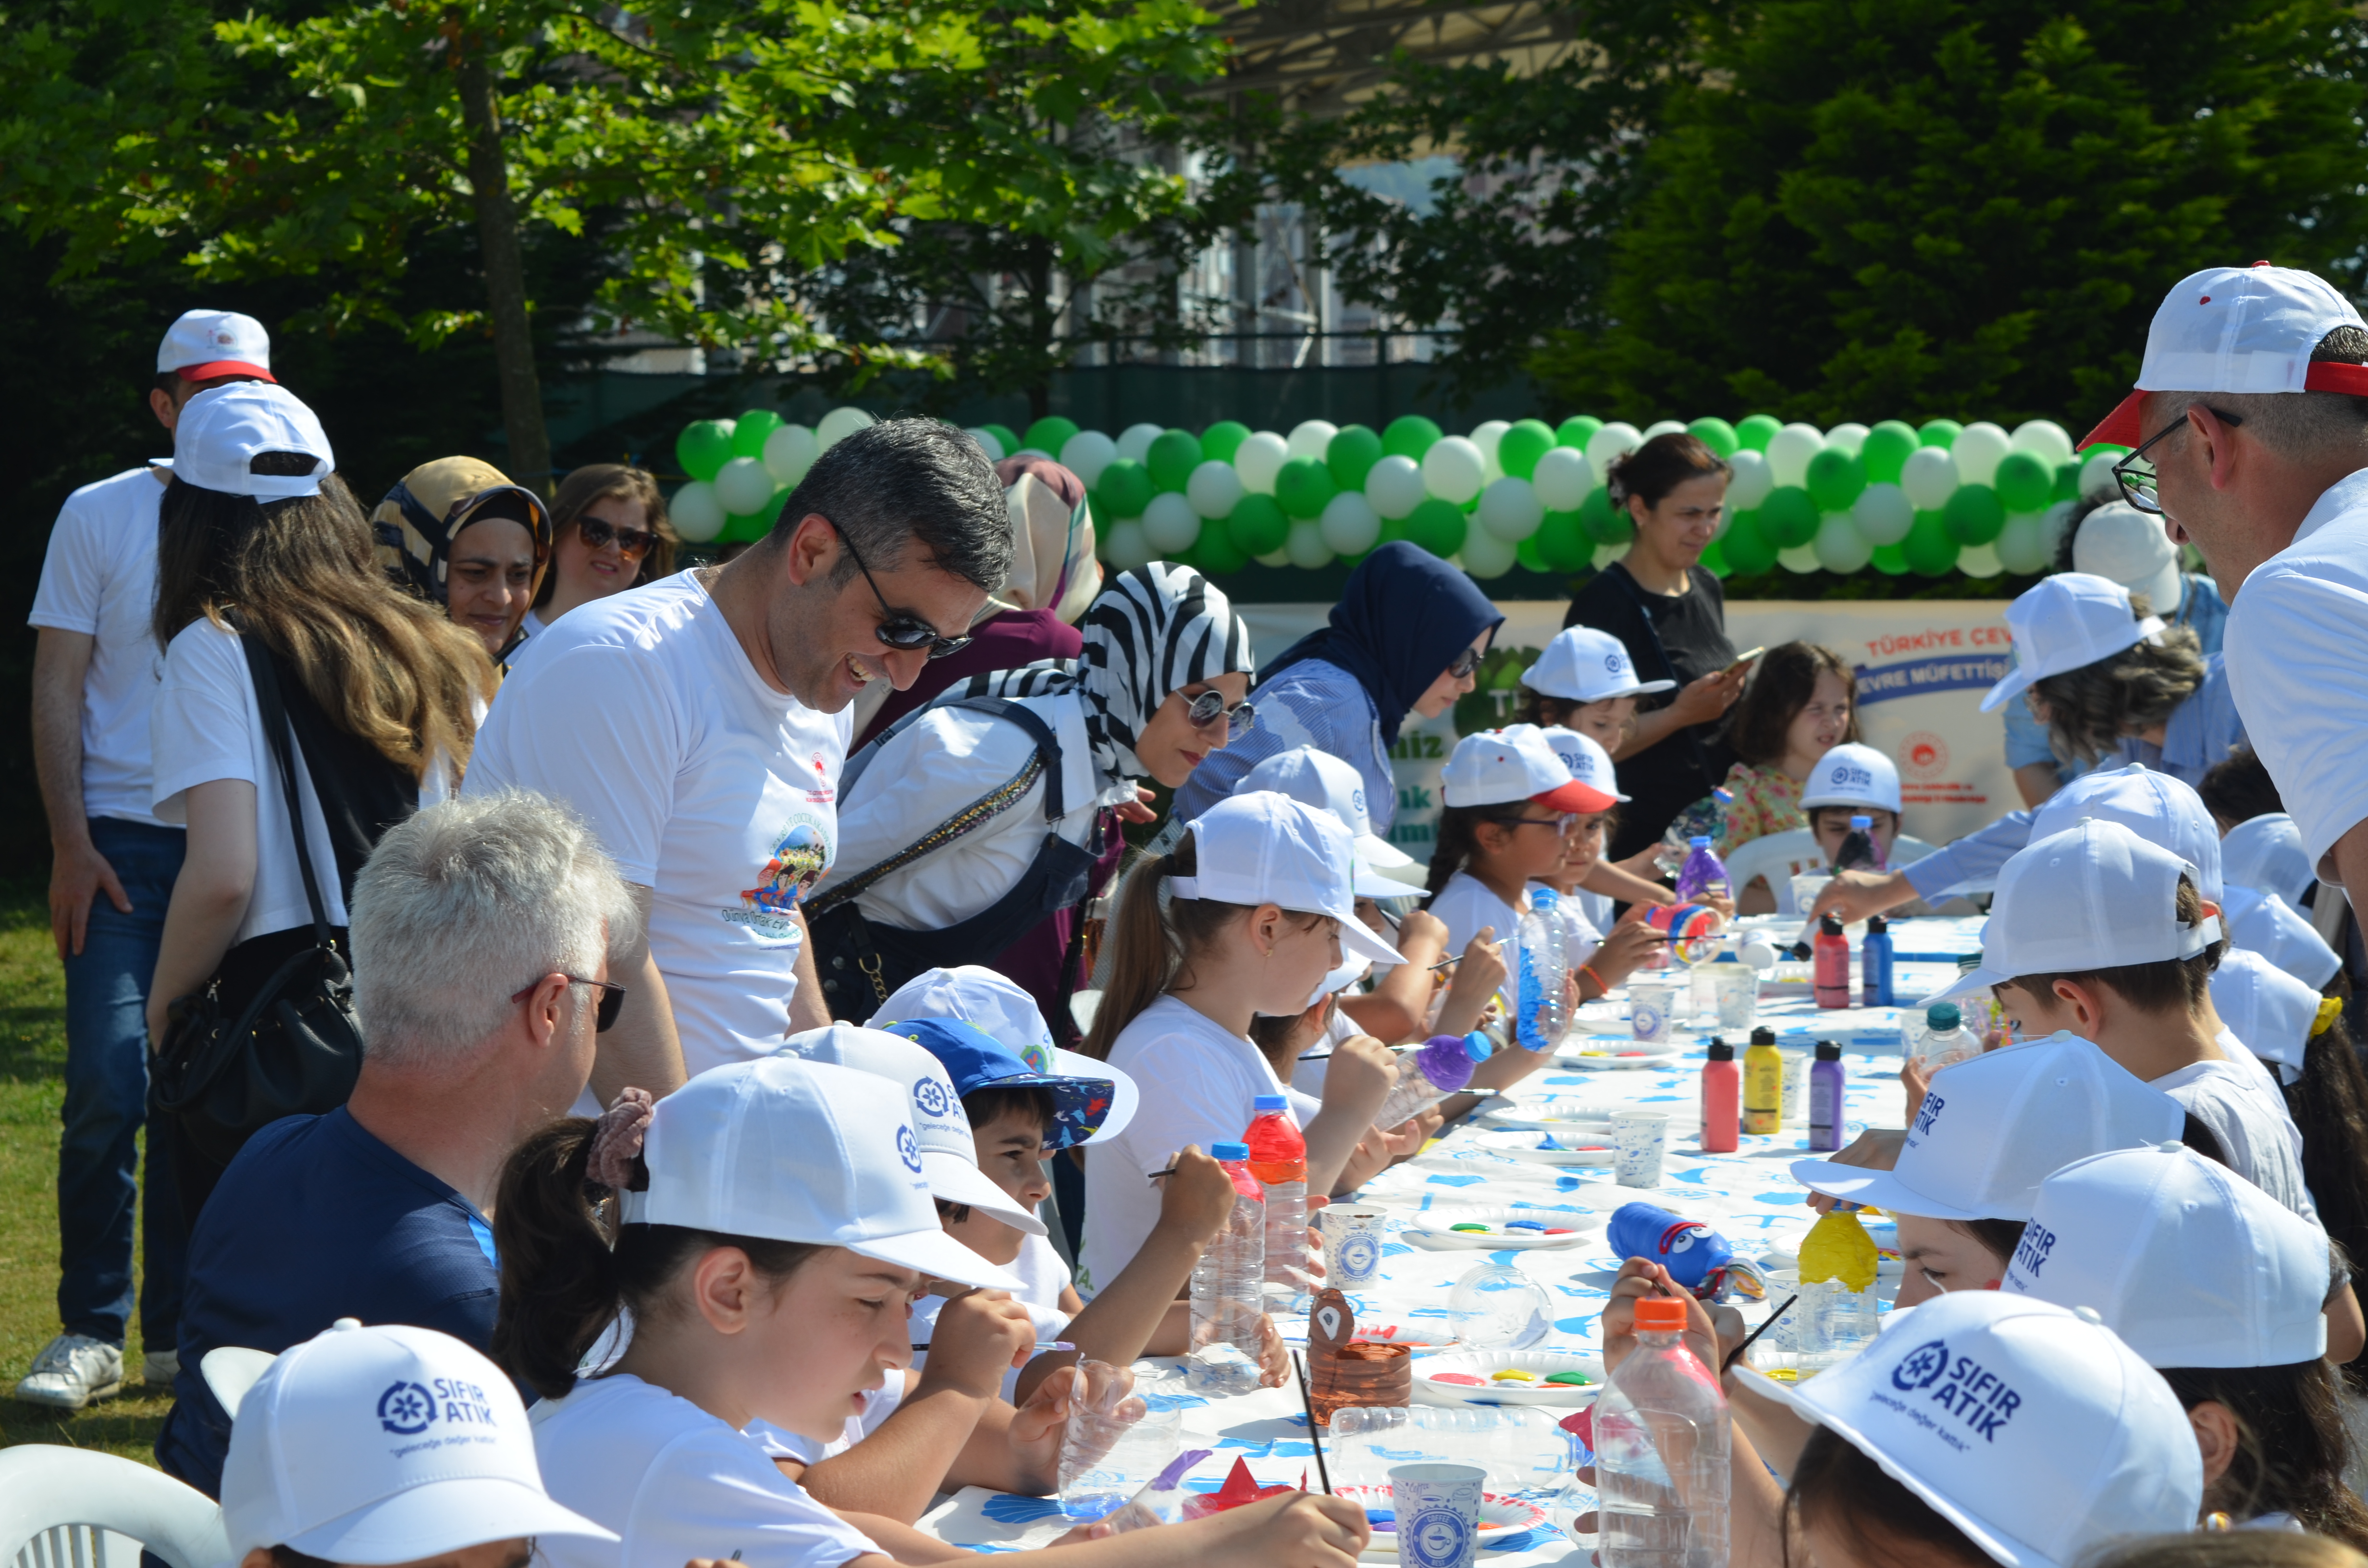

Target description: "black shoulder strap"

left=238, top=630, right=336, bottom=946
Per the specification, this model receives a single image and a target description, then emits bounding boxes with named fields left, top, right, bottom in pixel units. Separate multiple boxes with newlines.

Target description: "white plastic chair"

left=0, top=1446, right=227, bottom=1568
left=1726, top=830, right=1944, bottom=914
left=200, top=1347, right=277, bottom=1422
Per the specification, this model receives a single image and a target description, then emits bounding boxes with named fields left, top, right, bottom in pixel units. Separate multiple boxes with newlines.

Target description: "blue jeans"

left=59, top=817, right=188, bottom=1348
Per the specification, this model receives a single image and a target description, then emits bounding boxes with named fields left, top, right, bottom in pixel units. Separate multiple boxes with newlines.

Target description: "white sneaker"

left=141, top=1348, right=178, bottom=1385
left=14, top=1335, right=123, bottom=1409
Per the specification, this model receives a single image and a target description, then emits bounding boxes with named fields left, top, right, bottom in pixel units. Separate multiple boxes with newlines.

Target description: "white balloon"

left=962, top=428, right=1003, bottom=462
left=1458, top=526, right=1517, bottom=578
left=2010, top=419, right=2075, bottom=470
left=1254, top=547, right=1292, bottom=568
left=763, top=424, right=819, bottom=486
left=1102, top=518, right=1153, bottom=571
left=1851, top=481, right=1914, bottom=546
left=1287, top=420, right=1340, bottom=463
left=1364, top=454, right=1427, bottom=519
left=1765, top=422, right=1825, bottom=489
left=2041, top=499, right=2079, bottom=561
left=1011, top=448, right=1054, bottom=464
left=1812, top=512, right=1873, bottom=574
left=670, top=480, right=726, bottom=542
left=1060, top=430, right=1118, bottom=490
left=1532, top=446, right=1595, bottom=512
left=1423, top=436, right=1487, bottom=505
left=1958, top=540, right=2005, bottom=578
left=1469, top=420, right=1511, bottom=481
left=715, top=456, right=777, bottom=516
left=1586, top=421, right=1643, bottom=477
left=1116, top=422, right=1166, bottom=464
left=1319, top=490, right=1382, bottom=555
left=1185, top=459, right=1246, bottom=520
left=1900, top=445, right=1960, bottom=511
left=1141, top=491, right=1202, bottom=554
left=1951, top=421, right=2011, bottom=487
left=1776, top=542, right=1824, bottom=574
left=1234, top=431, right=1289, bottom=495
left=1824, top=422, right=1870, bottom=457
left=1726, top=448, right=1775, bottom=511
left=1641, top=419, right=1688, bottom=442
left=816, top=405, right=874, bottom=451
left=1476, top=475, right=1544, bottom=541
left=2077, top=450, right=2122, bottom=502
left=1995, top=511, right=2054, bottom=575
left=1284, top=519, right=1335, bottom=570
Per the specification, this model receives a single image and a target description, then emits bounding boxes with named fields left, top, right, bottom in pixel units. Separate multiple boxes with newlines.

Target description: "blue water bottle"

left=1607, top=1202, right=1737, bottom=1296
left=1861, top=914, right=1895, bottom=1007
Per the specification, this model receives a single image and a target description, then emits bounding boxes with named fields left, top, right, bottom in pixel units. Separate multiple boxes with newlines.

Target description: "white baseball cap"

left=621, top=1055, right=1019, bottom=1290
left=221, top=1320, right=614, bottom=1565
left=1980, top=575, right=2165, bottom=713
left=1799, top=742, right=1903, bottom=814
left=1790, top=1030, right=2183, bottom=1220
left=2223, top=812, right=2315, bottom=908
left=1442, top=723, right=1618, bottom=813
left=2006, top=1142, right=2329, bottom=1368
left=2222, top=882, right=2342, bottom=991
left=1924, top=820, right=2221, bottom=1009
left=2208, top=948, right=2322, bottom=1087
left=172, top=383, right=334, bottom=500
left=780, top=1023, right=1046, bottom=1235
left=868, top=965, right=1138, bottom=1144
left=2072, top=502, right=2183, bottom=619
left=1539, top=725, right=1630, bottom=803
left=1172, top=792, right=1404, bottom=969
left=1752, top=1291, right=2202, bottom=1568
left=158, top=308, right=274, bottom=382
left=1519, top=626, right=1676, bottom=701
left=1240, top=746, right=1420, bottom=899
left=2080, top=263, right=2368, bottom=450
left=2028, top=763, right=2224, bottom=901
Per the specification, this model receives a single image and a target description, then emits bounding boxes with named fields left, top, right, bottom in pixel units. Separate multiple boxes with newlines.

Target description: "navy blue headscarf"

left=1257, top=542, right=1505, bottom=745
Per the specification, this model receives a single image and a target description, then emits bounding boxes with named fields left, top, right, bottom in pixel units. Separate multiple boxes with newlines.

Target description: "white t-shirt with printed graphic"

left=467, top=571, right=850, bottom=1079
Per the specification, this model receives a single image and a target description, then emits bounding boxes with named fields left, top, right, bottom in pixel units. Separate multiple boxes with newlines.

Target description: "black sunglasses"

left=1183, top=688, right=1256, bottom=737
left=1447, top=646, right=1484, bottom=680
left=510, top=975, right=627, bottom=1031
left=578, top=516, right=656, bottom=557
left=824, top=516, right=974, bottom=659
left=2112, top=406, right=2245, bottom=515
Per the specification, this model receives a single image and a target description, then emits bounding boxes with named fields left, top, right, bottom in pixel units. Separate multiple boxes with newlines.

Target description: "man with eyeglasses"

left=2077, top=263, right=2368, bottom=902
left=467, top=418, right=1011, bottom=1097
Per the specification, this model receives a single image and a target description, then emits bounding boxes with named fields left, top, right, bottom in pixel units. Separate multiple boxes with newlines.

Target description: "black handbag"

left=150, top=632, right=366, bottom=1172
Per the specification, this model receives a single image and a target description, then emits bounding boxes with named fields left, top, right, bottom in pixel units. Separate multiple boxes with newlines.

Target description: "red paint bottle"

left=1813, top=913, right=1851, bottom=1009
left=1700, top=1036, right=1739, bottom=1152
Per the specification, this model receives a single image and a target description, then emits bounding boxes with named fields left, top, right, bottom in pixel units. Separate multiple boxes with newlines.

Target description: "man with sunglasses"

left=468, top=418, right=1011, bottom=1094
left=157, top=792, right=636, bottom=1498
left=2078, top=263, right=2368, bottom=902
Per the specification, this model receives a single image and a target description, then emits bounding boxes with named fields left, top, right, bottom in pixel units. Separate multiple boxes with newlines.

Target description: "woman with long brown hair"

left=505, top=464, right=676, bottom=674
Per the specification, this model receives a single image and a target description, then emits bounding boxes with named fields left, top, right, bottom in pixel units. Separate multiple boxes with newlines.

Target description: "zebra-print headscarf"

left=963, top=561, right=1255, bottom=783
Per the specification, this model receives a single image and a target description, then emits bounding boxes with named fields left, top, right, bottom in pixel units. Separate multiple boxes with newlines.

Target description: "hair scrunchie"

left=2313, top=996, right=2344, bottom=1037
left=588, top=1086, right=655, bottom=1190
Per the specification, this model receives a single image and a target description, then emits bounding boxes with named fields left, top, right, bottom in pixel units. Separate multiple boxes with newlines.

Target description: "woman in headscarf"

left=808, top=561, right=1253, bottom=1033
left=1172, top=540, right=1504, bottom=832
left=370, top=457, right=552, bottom=668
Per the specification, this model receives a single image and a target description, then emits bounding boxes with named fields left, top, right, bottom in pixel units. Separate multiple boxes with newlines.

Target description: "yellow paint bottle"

left=1743, top=1025, right=1784, bottom=1135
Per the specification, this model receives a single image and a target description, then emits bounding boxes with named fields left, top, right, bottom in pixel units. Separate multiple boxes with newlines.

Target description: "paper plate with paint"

left=1413, top=1349, right=1605, bottom=1408
left=1406, top=1205, right=1605, bottom=1249
left=1471, top=1127, right=1616, bottom=1167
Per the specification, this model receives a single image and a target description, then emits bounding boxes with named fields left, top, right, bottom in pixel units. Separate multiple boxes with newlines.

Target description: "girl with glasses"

left=506, top=466, right=677, bottom=676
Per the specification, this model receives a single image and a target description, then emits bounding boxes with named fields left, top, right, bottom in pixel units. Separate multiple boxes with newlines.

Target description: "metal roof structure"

left=1203, top=0, right=1585, bottom=117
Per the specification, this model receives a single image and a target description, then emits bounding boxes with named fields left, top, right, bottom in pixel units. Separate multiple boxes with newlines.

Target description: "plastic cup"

left=1788, top=870, right=1834, bottom=918
left=1389, top=1462, right=1488, bottom=1568
left=1611, top=1109, right=1668, bottom=1188
left=1713, top=965, right=1759, bottom=1030
left=1628, top=982, right=1677, bottom=1044
left=1057, top=1393, right=1182, bottom=1521
left=1320, top=1204, right=1389, bottom=1288
left=1778, top=1047, right=1810, bottom=1125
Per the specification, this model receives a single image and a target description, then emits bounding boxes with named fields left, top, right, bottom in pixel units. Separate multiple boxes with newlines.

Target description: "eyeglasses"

left=1446, top=646, right=1485, bottom=680
left=1182, top=688, right=1256, bottom=738
left=1484, top=812, right=1577, bottom=835
left=510, top=975, right=627, bottom=1032
left=2111, top=406, right=2245, bottom=514
left=578, top=516, right=656, bottom=558
left=825, top=516, right=974, bottom=660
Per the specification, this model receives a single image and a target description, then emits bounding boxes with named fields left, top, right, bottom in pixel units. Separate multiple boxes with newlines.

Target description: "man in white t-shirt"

left=466, top=419, right=1012, bottom=1092
left=20, top=310, right=273, bottom=1410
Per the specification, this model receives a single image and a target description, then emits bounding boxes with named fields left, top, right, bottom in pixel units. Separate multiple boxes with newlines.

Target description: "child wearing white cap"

left=1529, top=727, right=1667, bottom=992
left=1517, top=624, right=1676, bottom=743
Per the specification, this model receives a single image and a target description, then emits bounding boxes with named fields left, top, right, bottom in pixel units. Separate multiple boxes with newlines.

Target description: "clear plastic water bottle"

left=1672, top=836, right=1731, bottom=904
left=1594, top=1295, right=1729, bottom=1566
left=1243, top=1095, right=1308, bottom=1311
left=1834, top=814, right=1887, bottom=873
left=1373, top=1032, right=1492, bottom=1130
left=1517, top=889, right=1572, bottom=1050
left=1907, top=1001, right=1979, bottom=1078
left=1187, top=1141, right=1266, bottom=1394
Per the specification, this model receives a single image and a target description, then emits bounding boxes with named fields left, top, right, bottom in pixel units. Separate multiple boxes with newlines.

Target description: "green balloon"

left=983, top=424, right=1019, bottom=458
left=1687, top=417, right=1740, bottom=459
left=1870, top=542, right=1910, bottom=576
left=1758, top=485, right=1822, bottom=548
left=2053, top=460, right=2084, bottom=503
left=678, top=419, right=735, bottom=482
left=1735, top=414, right=1782, bottom=452
left=1193, top=522, right=1249, bottom=576
left=1327, top=425, right=1385, bottom=491
left=1024, top=416, right=1080, bottom=456
left=1147, top=429, right=1203, bottom=493
left=1860, top=420, right=1920, bottom=484
left=1804, top=449, right=1868, bottom=512
left=1225, top=493, right=1289, bottom=557
left=1096, top=458, right=1154, bottom=519
left=1274, top=457, right=1338, bottom=520
left=1201, top=420, right=1251, bottom=464
left=1580, top=486, right=1633, bottom=545
left=1699, top=536, right=1730, bottom=577
left=731, top=409, right=784, bottom=459
left=1383, top=415, right=1443, bottom=462
left=1903, top=508, right=1960, bottom=575
left=1993, top=452, right=2052, bottom=513
left=1943, top=483, right=2006, bottom=545
left=1720, top=511, right=1778, bottom=576
left=1516, top=534, right=1552, bottom=574
left=1538, top=508, right=1591, bottom=570
left=1556, top=415, right=1603, bottom=450
left=1404, top=496, right=1468, bottom=558
left=1497, top=419, right=1557, bottom=479
left=720, top=505, right=773, bottom=544
left=1918, top=418, right=1962, bottom=449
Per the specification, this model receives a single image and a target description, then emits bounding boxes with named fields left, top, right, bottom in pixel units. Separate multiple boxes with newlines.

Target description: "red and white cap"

left=2080, top=264, right=2368, bottom=450
left=1442, top=723, right=1618, bottom=813
left=157, top=308, right=274, bottom=382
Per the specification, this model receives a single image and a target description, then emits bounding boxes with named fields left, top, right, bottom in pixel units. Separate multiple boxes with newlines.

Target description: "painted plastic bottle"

left=1187, top=1142, right=1266, bottom=1394
left=1833, top=813, right=1887, bottom=873
left=1672, top=835, right=1731, bottom=904
left=1860, top=914, right=1895, bottom=1007
left=1808, top=1039, right=1847, bottom=1152
left=1741, top=1026, right=1783, bottom=1135
left=1373, top=1032, right=1492, bottom=1130
left=1243, top=1095, right=1308, bottom=1310
left=1595, top=1295, right=1730, bottom=1566
left=1516, top=889, right=1572, bottom=1050
left=1813, top=913, right=1851, bottom=1009
left=1700, top=1037, right=1739, bottom=1153
left=1606, top=1202, right=1739, bottom=1294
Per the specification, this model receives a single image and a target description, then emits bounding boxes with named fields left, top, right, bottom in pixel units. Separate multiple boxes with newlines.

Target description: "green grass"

left=0, top=882, right=170, bottom=1461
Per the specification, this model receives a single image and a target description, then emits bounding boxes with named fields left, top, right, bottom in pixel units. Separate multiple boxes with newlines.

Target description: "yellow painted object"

left=1799, top=1208, right=1879, bottom=1293
left=1490, top=1369, right=1536, bottom=1383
